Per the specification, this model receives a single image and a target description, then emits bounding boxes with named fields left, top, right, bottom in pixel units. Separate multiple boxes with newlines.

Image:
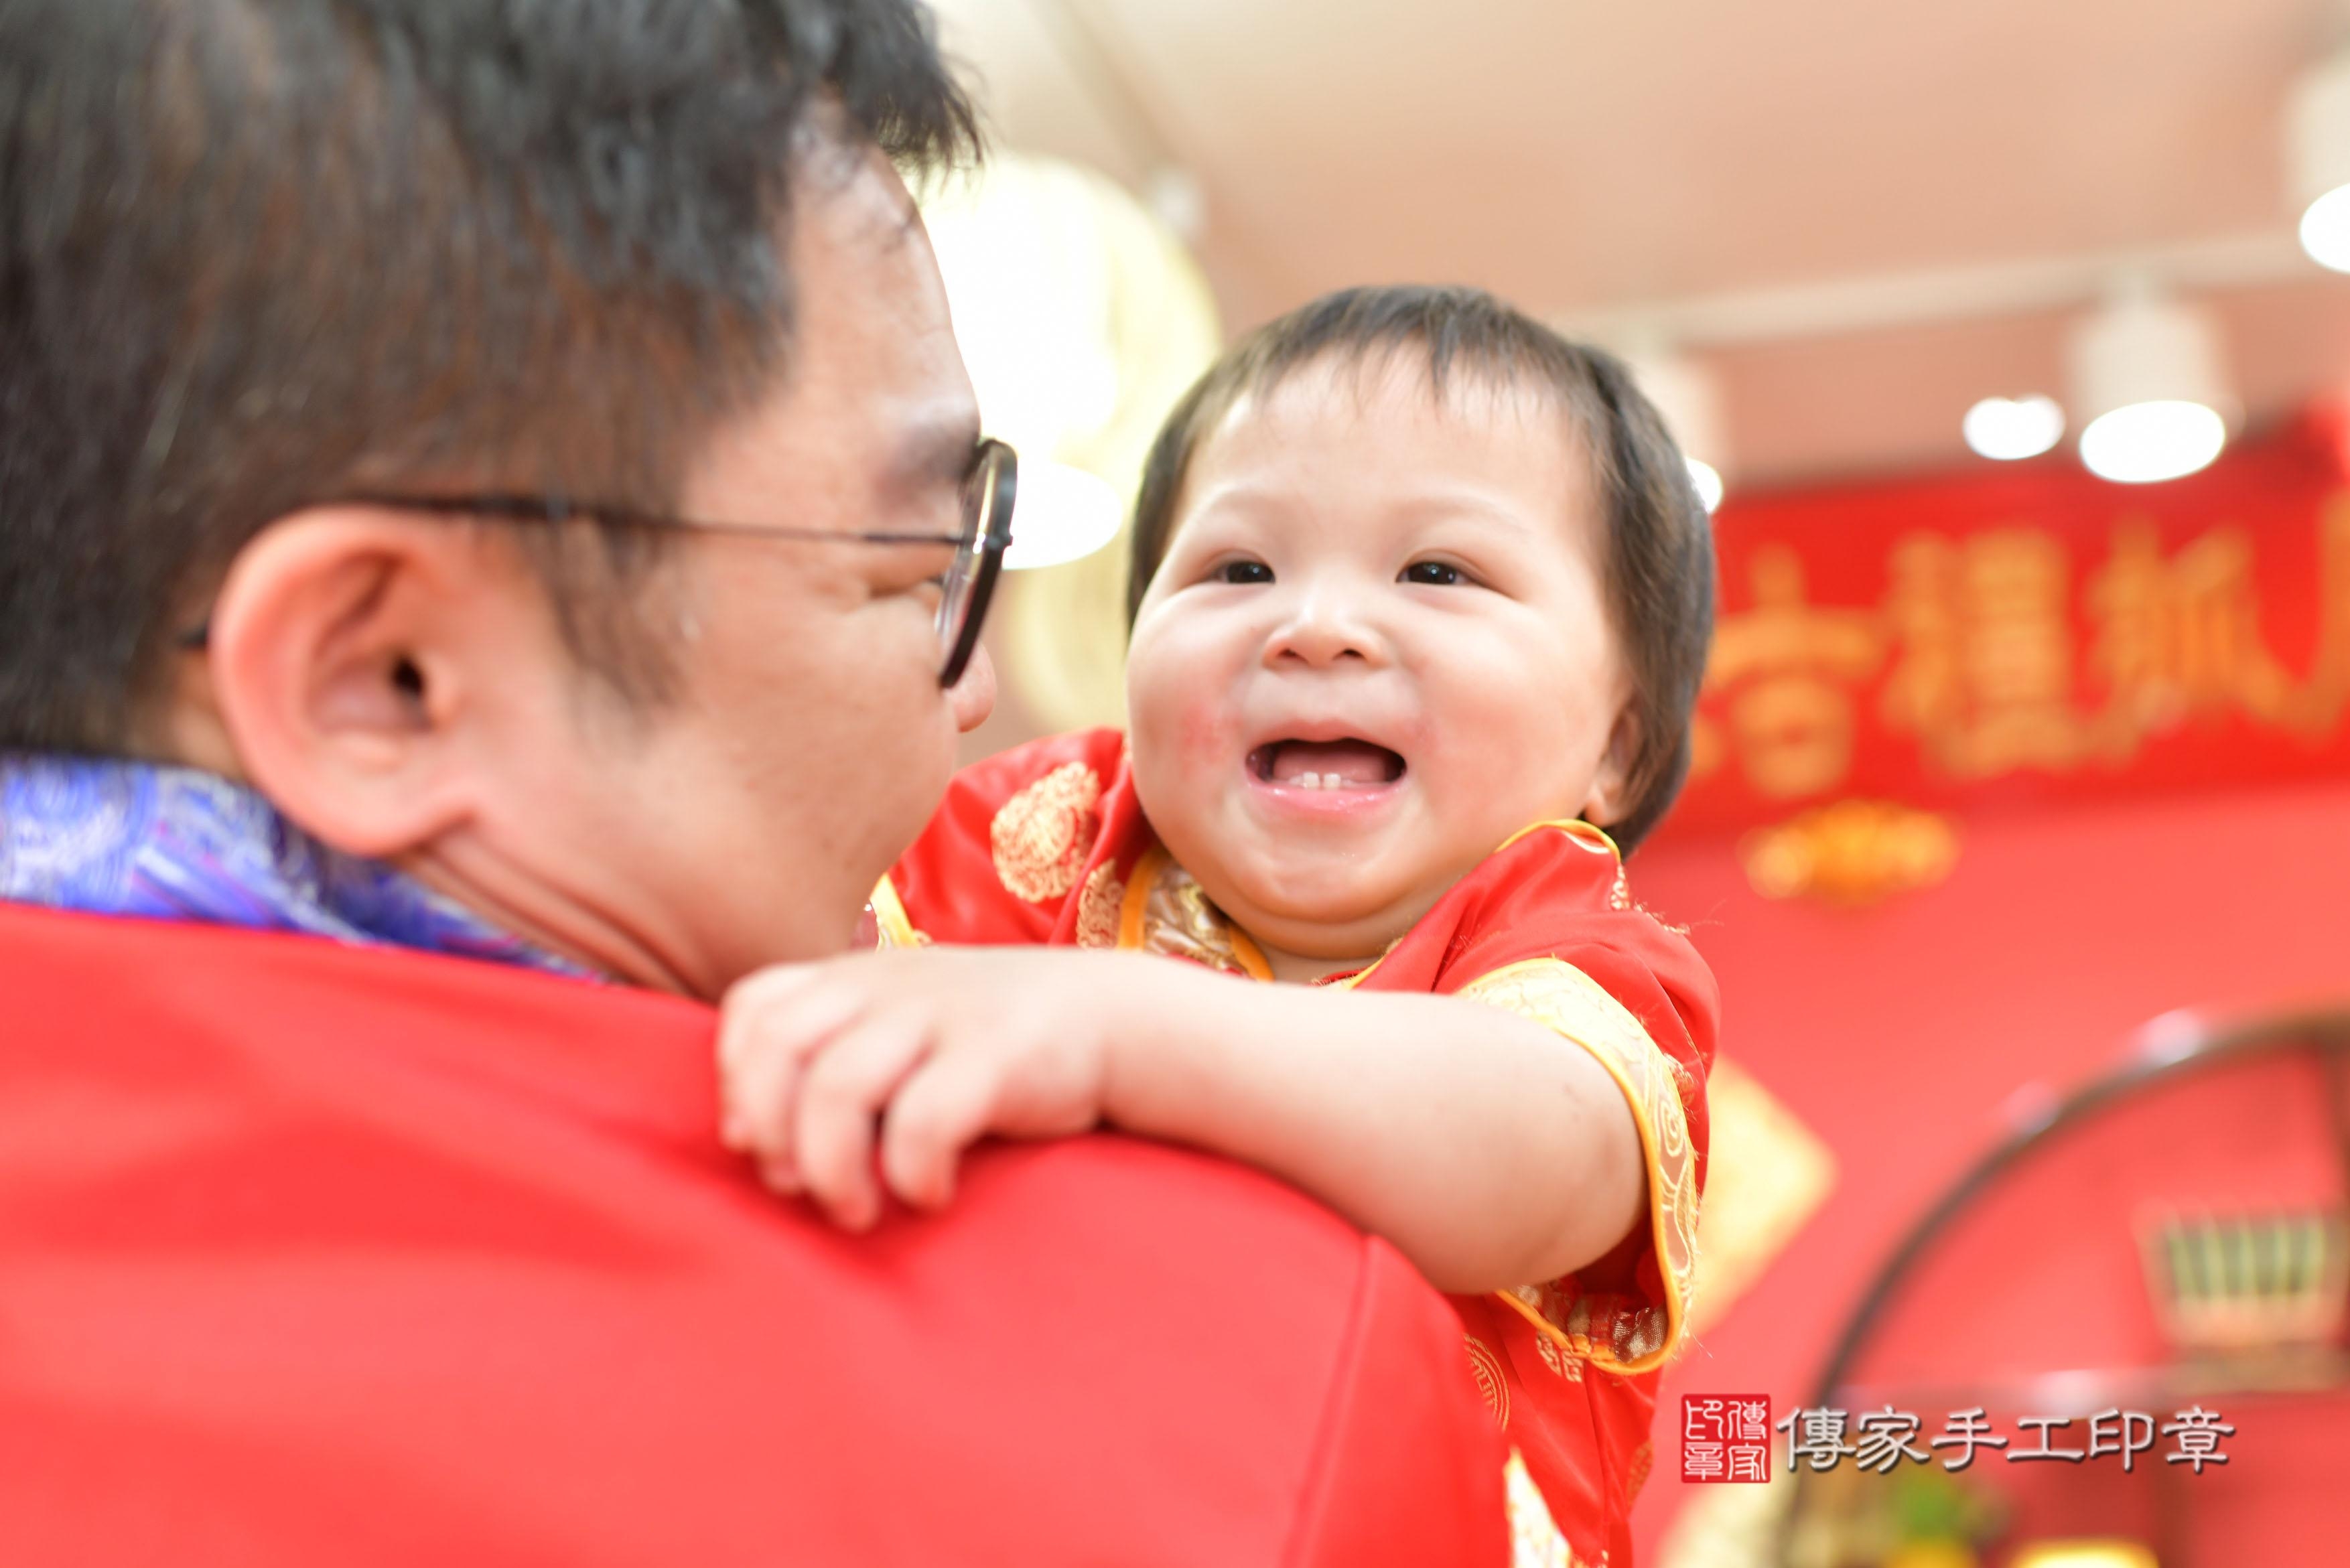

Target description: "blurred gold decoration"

left=1655, top=1472, right=1795, bottom=1568
left=2009, top=1543, right=2158, bottom=1568
left=1756, top=1462, right=2007, bottom=1568
left=916, top=154, right=1223, bottom=733
left=1885, top=1547, right=1978, bottom=1568
left=1686, top=1059, right=1838, bottom=1340
left=1738, top=800, right=1959, bottom=906
left=2140, top=1208, right=2349, bottom=1354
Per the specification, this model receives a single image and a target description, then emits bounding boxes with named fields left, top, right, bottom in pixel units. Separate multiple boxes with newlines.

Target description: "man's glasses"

left=181, top=439, right=1018, bottom=688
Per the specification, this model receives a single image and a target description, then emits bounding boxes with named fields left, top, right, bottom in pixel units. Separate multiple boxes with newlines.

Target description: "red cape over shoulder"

left=0, top=904, right=1508, bottom=1567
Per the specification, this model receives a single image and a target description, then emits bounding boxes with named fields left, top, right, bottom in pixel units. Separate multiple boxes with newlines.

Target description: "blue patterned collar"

left=0, top=754, right=588, bottom=976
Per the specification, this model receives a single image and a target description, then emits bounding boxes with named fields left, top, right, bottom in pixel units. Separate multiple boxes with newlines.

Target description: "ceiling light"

left=1001, top=461, right=1124, bottom=571
left=2292, top=51, right=2350, bottom=271
left=916, top=155, right=1219, bottom=572
left=2067, top=285, right=2231, bottom=484
left=1963, top=395, right=2065, bottom=460
left=2079, top=401, right=2227, bottom=485
left=2301, top=184, right=2350, bottom=272
left=1620, top=346, right=1731, bottom=512
left=1686, top=459, right=1725, bottom=512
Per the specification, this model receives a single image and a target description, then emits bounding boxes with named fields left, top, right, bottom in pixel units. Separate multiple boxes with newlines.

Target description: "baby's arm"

left=1101, top=954, right=1645, bottom=1291
left=718, top=945, right=1643, bottom=1294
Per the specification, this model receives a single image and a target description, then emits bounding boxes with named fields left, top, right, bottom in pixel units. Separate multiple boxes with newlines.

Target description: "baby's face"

left=1125, top=356, right=1635, bottom=965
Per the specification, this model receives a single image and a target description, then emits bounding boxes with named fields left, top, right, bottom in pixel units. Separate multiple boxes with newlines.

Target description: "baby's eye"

left=1401, top=561, right=1468, bottom=587
left=1214, top=559, right=1274, bottom=585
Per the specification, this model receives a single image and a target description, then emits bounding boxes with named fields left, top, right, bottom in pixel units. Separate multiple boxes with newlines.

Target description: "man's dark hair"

left=1125, top=285, right=1716, bottom=852
left=0, top=0, right=977, bottom=752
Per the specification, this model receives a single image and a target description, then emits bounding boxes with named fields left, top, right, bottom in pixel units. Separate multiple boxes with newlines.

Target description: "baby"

left=719, top=285, right=1718, bottom=1561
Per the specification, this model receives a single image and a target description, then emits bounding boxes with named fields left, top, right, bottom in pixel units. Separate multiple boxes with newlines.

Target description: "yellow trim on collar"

left=868, top=875, right=923, bottom=948
left=1117, top=847, right=1272, bottom=981
left=1495, top=818, right=1622, bottom=861
left=1117, top=847, right=1162, bottom=952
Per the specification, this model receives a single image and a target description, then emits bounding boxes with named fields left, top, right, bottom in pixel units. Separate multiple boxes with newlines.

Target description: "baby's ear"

left=1581, top=708, right=1643, bottom=827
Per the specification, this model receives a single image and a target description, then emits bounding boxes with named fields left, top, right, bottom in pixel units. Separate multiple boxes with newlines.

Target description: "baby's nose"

left=1265, top=592, right=1386, bottom=668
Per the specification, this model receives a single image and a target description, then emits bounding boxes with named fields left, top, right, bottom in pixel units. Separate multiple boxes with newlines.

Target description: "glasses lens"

left=935, top=447, right=993, bottom=662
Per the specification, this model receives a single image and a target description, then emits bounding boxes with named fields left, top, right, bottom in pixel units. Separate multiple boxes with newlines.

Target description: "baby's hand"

left=717, top=946, right=1135, bottom=1230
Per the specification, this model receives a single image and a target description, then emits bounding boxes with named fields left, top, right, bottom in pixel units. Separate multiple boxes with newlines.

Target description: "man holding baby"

left=0, top=1, right=1521, bottom=1562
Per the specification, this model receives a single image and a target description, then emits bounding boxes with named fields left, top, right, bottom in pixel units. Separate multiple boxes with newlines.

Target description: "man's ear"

left=1579, top=703, right=1643, bottom=831
left=204, top=509, right=514, bottom=860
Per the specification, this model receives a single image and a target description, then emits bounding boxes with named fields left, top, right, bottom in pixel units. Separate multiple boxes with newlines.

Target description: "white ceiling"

left=926, top=0, right=2350, bottom=484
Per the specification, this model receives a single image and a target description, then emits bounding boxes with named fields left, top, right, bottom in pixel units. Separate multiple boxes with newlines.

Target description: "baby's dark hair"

left=1124, top=285, right=1717, bottom=853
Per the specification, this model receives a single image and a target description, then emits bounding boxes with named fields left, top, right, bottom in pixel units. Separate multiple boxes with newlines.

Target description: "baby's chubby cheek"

left=1129, top=656, right=1235, bottom=776
left=1171, top=696, right=1233, bottom=775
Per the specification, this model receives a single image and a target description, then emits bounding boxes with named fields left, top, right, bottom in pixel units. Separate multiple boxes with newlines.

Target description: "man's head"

left=0, top=0, right=997, bottom=994
left=1121, top=287, right=1714, bottom=963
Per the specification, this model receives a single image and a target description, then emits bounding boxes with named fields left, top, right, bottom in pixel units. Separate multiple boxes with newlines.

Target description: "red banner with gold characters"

left=1668, top=409, right=2350, bottom=845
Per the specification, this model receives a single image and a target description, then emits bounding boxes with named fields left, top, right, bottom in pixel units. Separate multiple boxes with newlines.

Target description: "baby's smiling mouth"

left=1248, top=738, right=1407, bottom=792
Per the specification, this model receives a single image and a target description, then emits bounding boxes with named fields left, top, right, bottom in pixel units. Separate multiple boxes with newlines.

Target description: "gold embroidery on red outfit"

left=1464, top=1332, right=1511, bottom=1427
left=989, top=762, right=1103, bottom=903
left=1457, top=958, right=1700, bottom=1376
left=1075, top=861, right=1123, bottom=948
left=1115, top=848, right=1271, bottom=979
left=1625, top=1439, right=1653, bottom=1500
left=1533, top=1332, right=1586, bottom=1382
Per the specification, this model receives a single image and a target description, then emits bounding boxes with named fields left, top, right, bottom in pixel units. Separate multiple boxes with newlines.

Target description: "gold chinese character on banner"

left=2091, top=522, right=2283, bottom=731
left=2086, top=504, right=2350, bottom=747
left=1700, top=547, right=1884, bottom=798
left=1695, top=498, right=2350, bottom=805
left=1880, top=528, right=2087, bottom=777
